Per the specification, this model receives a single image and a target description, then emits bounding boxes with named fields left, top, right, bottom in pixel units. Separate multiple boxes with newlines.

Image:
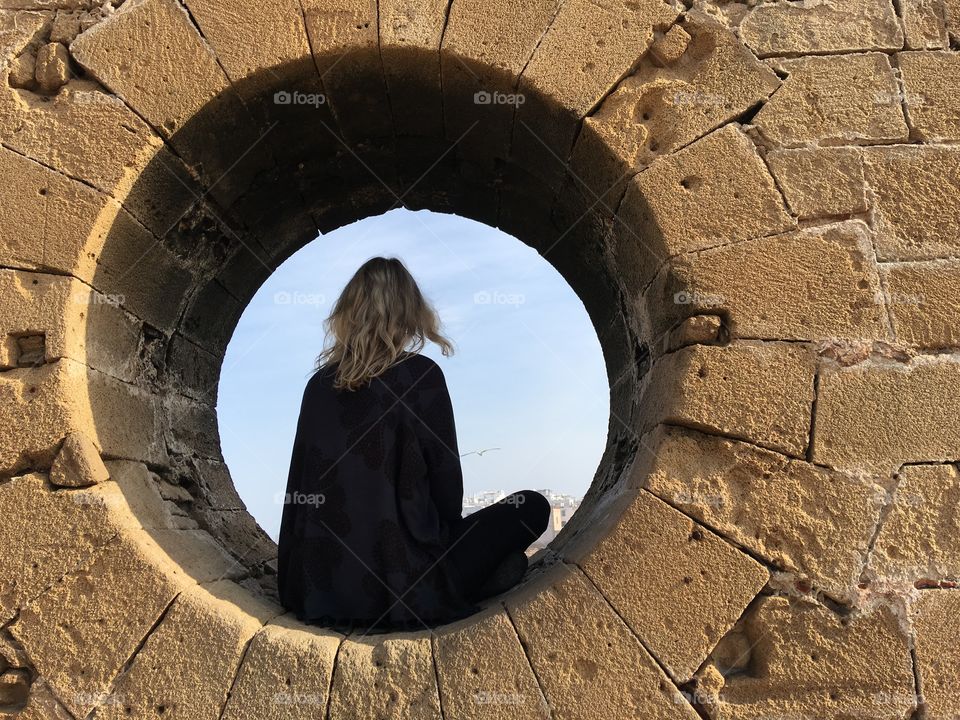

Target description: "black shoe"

left=474, top=551, right=528, bottom=600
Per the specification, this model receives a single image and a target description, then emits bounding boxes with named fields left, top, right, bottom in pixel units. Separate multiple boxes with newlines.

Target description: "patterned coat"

left=277, top=352, right=475, bottom=629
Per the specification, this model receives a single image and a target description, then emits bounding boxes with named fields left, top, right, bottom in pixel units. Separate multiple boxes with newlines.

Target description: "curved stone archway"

left=1, top=0, right=960, bottom=718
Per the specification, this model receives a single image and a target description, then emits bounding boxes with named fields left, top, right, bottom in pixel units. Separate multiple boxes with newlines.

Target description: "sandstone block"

left=433, top=608, right=550, bottom=719
left=698, top=596, right=915, bottom=719
left=328, top=632, right=442, bottom=719
left=563, top=490, right=767, bottom=681
left=9, top=677, right=74, bottom=720
left=863, top=145, right=960, bottom=261
left=97, top=580, right=280, bottom=719
left=948, top=0, right=960, bottom=38
left=440, top=0, right=560, bottom=164
left=639, top=342, right=816, bottom=457
left=570, top=11, right=780, bottom=202
left=50, top=432, right=109, bottom=488
left=753, top=53, right=909, bottom=148
left=221, top=614, right=342, bottom=720
left=901, top=0, right=950, bottom=48
left=34, top=41, right=69, bottom=92
left=613, top=124, right=793, bottom=292
left=505, top=563, right=700, bottom=719
left=639, top=426, right=885, bottom=601
left=869, top=464, right=960, bottom=584
left=0, top=359, right=166, bottom=475
left=813, top=354, right=960, bottom=473
left=0, top=473, right=116, bottom=623
left=664, top=314, right=723, bottom=353
left=767, top=147, right=868, bottom=219
left=899, top=50, right=960, bottom=141
left=643, top=221, right=888, bottom=343
left=10, top=532, right=190, bottom=718
left=739, top=0, right=902, bottom=57
left=649, top=24, right=690, bottom=66
left=0, top=268, right=141, bottom=381
left=911, top=590, right=960, bottom=718
left=882, top=258, right=960, bottom=347
left=512, top=0, right=680, bottom=188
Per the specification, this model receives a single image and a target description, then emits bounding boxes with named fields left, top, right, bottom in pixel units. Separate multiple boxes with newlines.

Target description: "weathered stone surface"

left=0, top=473, right=117, bottom=623
left=563, top=489, right=767, bottom=681
left=570, top=11, right=780, bottom=201
left=441, top=0, right=560, bottom=163
left=911, top=590, right=960, bottom=718
left=754, top=53, right=909, bottom=148
left=864, top=145, right=960, bottom=261
left=813, top=354, right=960, bottom=473
left=33, top=41, right=68, bottom=92
left=901, top=0, right=950, bottom=48
left=638, top=425, right=884, bottom=601
left=613, top=124, right=794, bottom=291
left=221, top=614, right=342, bottom=720
left=328, top=632, right=442, bottom=719
left=512, top=0, right=681, bottom=187
left=10, top=532, right=189, bottom=718
left=948, top=0, right=960, bottom=38
left=644, top=221, right=888, bottom=343
left=698, top=596, right=916, bottom=719
left=98, top=580, right=280, bottom=719
left=767, top=147, right=868, bottom=219
left=506, top=563, right=699, bottom=719
left=0, top=268, right=141, bottom=381
left=10, top=677, right=75, bottom=720
left=899, top=50, right=960, bottom=141
left=882, top=258, right=960, bottom=347
left=664, top=314, right=723, bottom=353
left=0, top=359, right=166, bottom=475
left=433, top=607, right=550, bottom=719
left=639, top=341, right=816, bottom=457
left=869, top=464, right=960, bottom=584
left=739, top=0, right=903, bottom=57
left=649, top=23, right=689, bottom=66
left=49, top=431, right=109, bottom=488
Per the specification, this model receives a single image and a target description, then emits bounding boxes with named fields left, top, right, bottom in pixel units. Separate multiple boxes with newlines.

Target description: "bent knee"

left=513, top=490, right=551, bottom=529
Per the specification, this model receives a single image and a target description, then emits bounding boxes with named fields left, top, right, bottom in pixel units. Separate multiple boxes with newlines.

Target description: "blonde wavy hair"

left=316, top=256, right=454, bottom=390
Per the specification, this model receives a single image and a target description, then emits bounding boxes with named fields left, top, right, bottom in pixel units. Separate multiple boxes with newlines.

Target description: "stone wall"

left=0, top=0, right=958, bottom=717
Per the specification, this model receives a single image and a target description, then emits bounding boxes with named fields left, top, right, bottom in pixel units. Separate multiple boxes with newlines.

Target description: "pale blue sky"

left=217, top=209, right=609, bottom=539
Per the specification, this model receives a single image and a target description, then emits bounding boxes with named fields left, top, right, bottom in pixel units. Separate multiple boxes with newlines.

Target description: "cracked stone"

left=881, top=258, right=960, bottom=348
left=561, top=489, right=768, bottom=682
left=900, top=0, right=950, bottom=48
left=911, top=590, right=960, bottom=718
left=664, top=314, right=724, bottom=353
left=50, top=431, right=109, bottom=488
left=754, top=53, right=909, bottom=148
left=697, top=596, right=915, bottom=719
left=638, top=425, right=885, bottom=602
left=649, top=23, right=690, bottom=66
left=0, top=668, right=30, bottom=708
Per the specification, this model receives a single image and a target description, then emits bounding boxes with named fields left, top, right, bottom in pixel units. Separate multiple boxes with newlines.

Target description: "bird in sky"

left=459, top=447, right=501, bottom=458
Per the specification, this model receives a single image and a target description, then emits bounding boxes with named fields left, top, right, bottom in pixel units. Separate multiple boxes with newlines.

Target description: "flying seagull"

left=459, top=447, right=501, bottom=458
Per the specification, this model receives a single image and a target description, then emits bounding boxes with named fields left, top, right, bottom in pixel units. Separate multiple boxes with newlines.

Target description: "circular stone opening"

left=81, top=53, right=644, bottom=622
left=218, top=208, right=609, bottom=551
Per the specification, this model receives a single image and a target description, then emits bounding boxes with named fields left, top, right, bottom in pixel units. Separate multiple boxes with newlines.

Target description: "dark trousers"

left=445, top=490, right=551, bottom=601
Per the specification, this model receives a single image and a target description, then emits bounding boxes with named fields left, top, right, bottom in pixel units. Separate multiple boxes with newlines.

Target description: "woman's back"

left=277, top=352, right=472, bottom=629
